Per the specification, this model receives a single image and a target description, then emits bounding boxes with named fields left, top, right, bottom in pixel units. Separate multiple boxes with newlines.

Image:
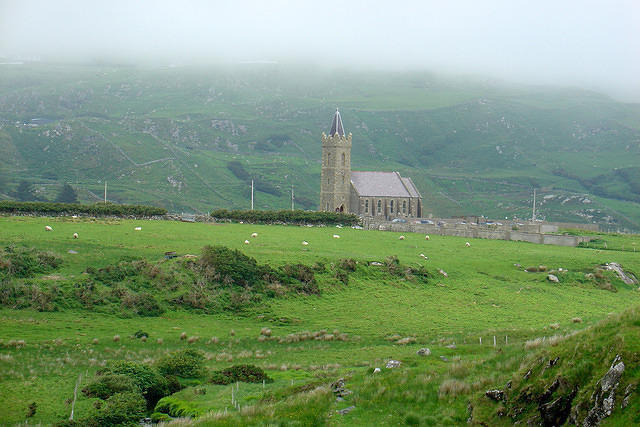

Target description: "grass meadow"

left=0, top=216, right=639, bottom=424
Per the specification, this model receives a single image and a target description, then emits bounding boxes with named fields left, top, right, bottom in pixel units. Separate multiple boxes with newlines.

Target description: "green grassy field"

left=0, top=216, right=639, bottom=425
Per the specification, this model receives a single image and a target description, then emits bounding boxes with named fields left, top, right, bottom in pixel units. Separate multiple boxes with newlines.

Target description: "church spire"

left=329, top=108, right=345, bottom=136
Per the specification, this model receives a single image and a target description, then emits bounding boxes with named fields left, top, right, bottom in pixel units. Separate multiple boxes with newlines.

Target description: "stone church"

left=320, top=109, right=422, bottom=219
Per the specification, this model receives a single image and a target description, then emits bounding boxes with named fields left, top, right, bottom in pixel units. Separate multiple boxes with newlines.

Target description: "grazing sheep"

left=465, top=242, right=471, bottom=247
left=425, top=235, right=430, bottom=240
left=45, top=225, right=53, bottom=231
left=399, top=235, right=405, bottom=240
left=134, top=227, right=142, bottom=231
left=419, top=253, right=428, bottom=259
left=251, top=232, right=258, bottom=238
left=302, top=241, right=309, bottom=246
left=244, top=240, right=250, bottom=244
left=73, top=232, right=78, bottom=239
left=333, top=234, right=340, bottom=239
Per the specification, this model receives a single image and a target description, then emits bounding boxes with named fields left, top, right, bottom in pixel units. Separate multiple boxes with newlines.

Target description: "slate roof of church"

left=350, top=171, right=422, bottom=198
left=329, top=108, right=345, bottom=136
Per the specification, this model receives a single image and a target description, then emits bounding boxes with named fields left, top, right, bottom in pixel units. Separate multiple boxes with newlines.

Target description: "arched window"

left=390, top=200, right=394, bottom=213
left=402, top=200, right=407, bottom=214
left=377, top=199, right=382, bottom=214
left=341, top=152, right=345, bottom=166
left=365, top=199, right=369, bottom=213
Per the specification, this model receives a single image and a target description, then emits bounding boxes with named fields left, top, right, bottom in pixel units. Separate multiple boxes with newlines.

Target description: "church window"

left=390, top=200, right=394, bottom=213
left=365, top=199, right=369, bottom=213
left=341, top=152, right=345, bottom=166
left=342, top=175, right=344, bottom=184
left=377, top=199, right=382, bottom=214
left=402, top=200, right=407, bottom=214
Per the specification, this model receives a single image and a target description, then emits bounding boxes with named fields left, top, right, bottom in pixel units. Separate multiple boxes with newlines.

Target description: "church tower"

left=320, top=109, right=352, bottom=212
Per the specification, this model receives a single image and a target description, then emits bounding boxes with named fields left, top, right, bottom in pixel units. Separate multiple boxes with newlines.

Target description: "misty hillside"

left=1, top=63, right=640, bottom=229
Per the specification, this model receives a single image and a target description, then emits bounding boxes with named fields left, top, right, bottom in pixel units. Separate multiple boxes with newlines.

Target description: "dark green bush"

left=209, top=209, right=359, bottom=225
left=85, top=392, right=146, bottom=426
left=157, top=349, right=206, bottom=378
left=133, top=330, right=149, bottom=339
left=151, top=412, right=172, bottom=423
left=198, top=245, right=267, bottom=288
left=280, top=264, right=319, bottom=294
left=209, top=364, right=273, bottom=385
left=82, top=374, right=140, bottom=400
left=0, top=246, right=62, bottom=279
left=100, top=361, right=169, bottom=408
left=121, top=292, right=164, bottom=317
left=338, top=258, right=357, bottom=272
left=0, top=201, right=166, bottom=217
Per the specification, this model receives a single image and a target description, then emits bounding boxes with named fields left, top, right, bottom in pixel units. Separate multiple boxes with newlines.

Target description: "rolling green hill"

left=1, top=62, right=640, bottom=229
left=0, top=217, right=639, bottom=424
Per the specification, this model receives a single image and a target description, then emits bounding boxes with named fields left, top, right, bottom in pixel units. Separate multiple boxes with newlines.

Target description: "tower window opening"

left=327, top=152, right=331, bottom=165
left=341, top=152, right=345, bottom=166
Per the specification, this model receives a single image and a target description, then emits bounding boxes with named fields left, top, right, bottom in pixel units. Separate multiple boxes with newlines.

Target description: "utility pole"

left=104, top=181, right=107, bottom=204
left=532, top=188, right=536, bottom=221
left=291, top=185, right=294, bottom=211
left=250, top=179, right=254, bottom=210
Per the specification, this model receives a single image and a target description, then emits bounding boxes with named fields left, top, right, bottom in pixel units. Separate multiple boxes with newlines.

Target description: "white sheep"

left=251, top=232, right=258, bottom=238
left=419, top=253, right=427, bottom=259
left=44, top=225, right=53, bottom=231
left=425, top=235, right=430, bottom=240
left=465, top=242, right=471, bottom=247
left=302, top=241, right=309, bottom=246
left=244, top=240, right=250, bottom=244
left=333, top=234, right=340, bottom=239
left=399, top=235, right=405, bottom=240
left=73, top=232, right=78, bottom=239
left=134, top=227, right=142, bottom=231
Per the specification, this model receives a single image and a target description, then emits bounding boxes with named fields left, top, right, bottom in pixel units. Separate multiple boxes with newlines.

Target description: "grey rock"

left=583, top=354, right=625, bottom=427
left=439, top=356, right=449, bottom=362
left=445, top=343, right=457, bottom=349
left=68, top=249, right=78, bottom=254
left=416, top=348, right=431, bottom=356
left=337, top=405, right=356, bottom=415
left=604, top=262, right=638, bottom=285
left=547, top=274, right=559, bottom=283
left=622, top=383, right=635, bottom=409
left=331, top=378, right=352, bottom=398
left=386, top=359, right=401, bottom=369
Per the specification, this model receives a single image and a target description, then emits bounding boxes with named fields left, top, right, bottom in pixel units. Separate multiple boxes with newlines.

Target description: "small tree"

left=56, top=183, right=78, bottom=203
left=11, top=180, right=37, bottom=201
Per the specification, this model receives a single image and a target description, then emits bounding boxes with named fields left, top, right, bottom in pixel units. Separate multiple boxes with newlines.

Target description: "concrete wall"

left=362, top=217, right=592, bottom=247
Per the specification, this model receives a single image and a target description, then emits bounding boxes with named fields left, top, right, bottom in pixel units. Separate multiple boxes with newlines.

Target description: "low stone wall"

left=362, top=218, right=591, bottom=247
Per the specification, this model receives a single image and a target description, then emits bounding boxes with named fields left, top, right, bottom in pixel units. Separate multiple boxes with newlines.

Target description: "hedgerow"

left=210, top=209, right=359, bottom=225
left=0, top=201, right=166, bottom=217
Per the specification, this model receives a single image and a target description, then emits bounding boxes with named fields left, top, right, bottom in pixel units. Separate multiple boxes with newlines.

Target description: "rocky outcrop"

left=582, top=355, right=625, bottom=427
left=603, top=263, right=638, bottom=285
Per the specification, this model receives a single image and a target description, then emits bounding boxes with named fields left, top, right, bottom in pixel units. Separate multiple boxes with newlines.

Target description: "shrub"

left=209, top=364, right=273, bottom=385
left=0, top=246, right=62, bottom=279
left=85, top=392, right=146, bottom=426
left=209, top=209, right=359, bottom=226
left=338, top=258, right=357, bottom=272
left=82, top=374, right=140, bottom=400
left=134, top=330, right=149, bottom=339
left=121, top=292, right=164, bottom=317
left=100, top=361, right=169, bottom=408
left=151, top=412, right=171, bottom=423
left=157, top=349, right=206, bottom=378
left=199, top=245, right=267, bottom=288
left=154, top=396, right=203, bottom=418
left=0, top=201, right=166, bottom=217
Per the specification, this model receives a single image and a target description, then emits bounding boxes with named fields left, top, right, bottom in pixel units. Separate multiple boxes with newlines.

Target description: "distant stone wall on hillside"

left=362, top=218, right=592, bottom=247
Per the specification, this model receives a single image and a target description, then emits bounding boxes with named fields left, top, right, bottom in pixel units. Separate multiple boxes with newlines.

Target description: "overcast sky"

left=2, top=0, right=639, bottom=101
